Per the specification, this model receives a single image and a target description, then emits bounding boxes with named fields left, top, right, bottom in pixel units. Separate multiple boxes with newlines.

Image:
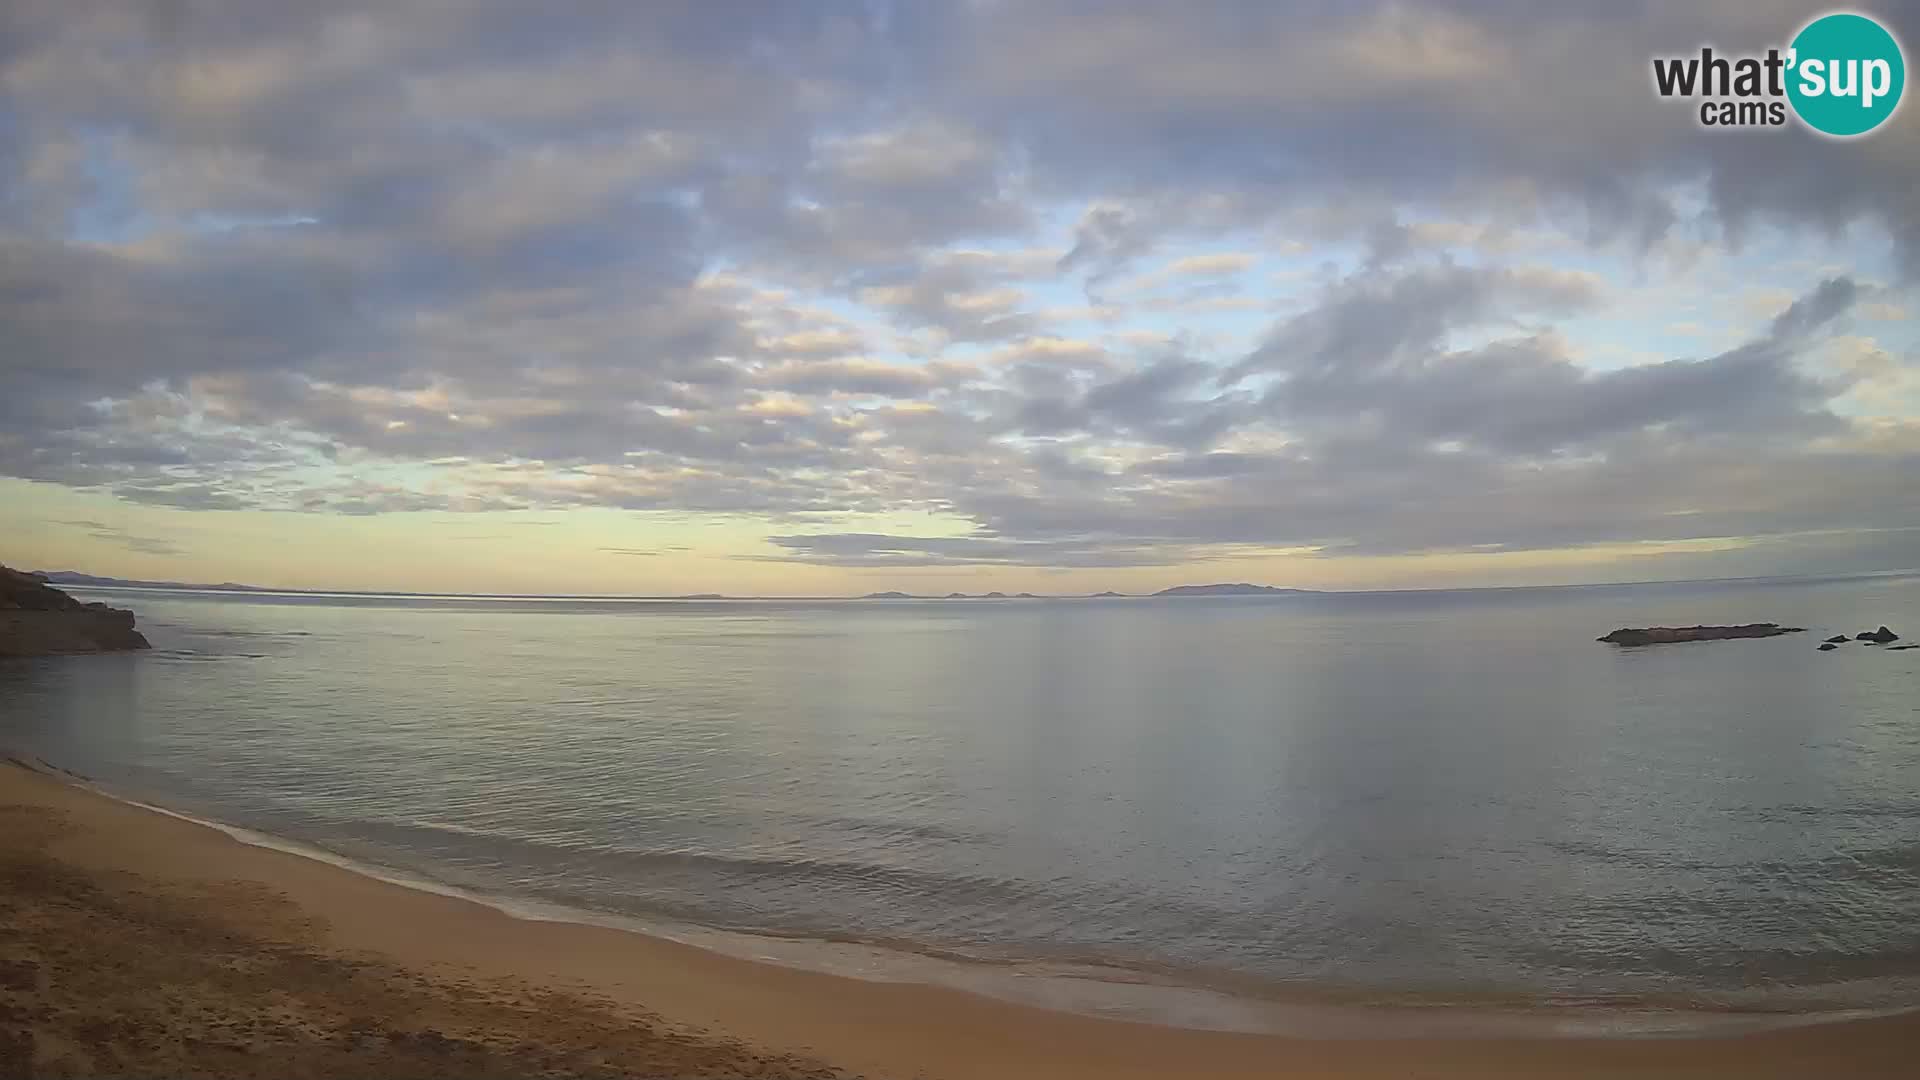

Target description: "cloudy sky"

left=4, top=1, right=1918, bottom=595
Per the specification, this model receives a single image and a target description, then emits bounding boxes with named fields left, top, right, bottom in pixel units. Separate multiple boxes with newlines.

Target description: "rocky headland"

left=0, top=565, right=151, bottom=657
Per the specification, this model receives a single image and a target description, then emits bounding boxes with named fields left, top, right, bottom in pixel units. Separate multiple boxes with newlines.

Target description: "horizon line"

left=37, top=566, right=1920, bottom=603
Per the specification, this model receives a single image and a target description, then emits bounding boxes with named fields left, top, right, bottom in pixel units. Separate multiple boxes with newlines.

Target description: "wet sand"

left=4, top=759, right=1918, bottom=1078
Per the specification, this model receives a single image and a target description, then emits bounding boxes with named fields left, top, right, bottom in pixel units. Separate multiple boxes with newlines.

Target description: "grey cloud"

left=113, top=483, right=252, bottom=512
left=1132, top=452, right=1266, bottom=479
left=756, top=532, right=1210, bottom=568
left=1226, top=262, right=1601, bottom=384
left=121, top=536, right=182, bottom=555
left=1011, top=356, right=1249, bottom=449
left=952, top=437, right=1920, bottom=564
left=55, top=519, right=184, bottom=556
left=921, top=1, right=1920, bottom=272
left=853, top=255, right=1041, bottom=341
left=1769, top=277, right=1860, bottom=340
left=3, top=1, right=1917, bottom=582
left=1242, top=272, right=1853, bottom=456
left=757, top=358, right=955, bottom=397
left=820, top=276, right=1902, bottom=566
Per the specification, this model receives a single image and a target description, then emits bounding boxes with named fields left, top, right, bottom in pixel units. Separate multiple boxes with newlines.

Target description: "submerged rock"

left=0, top=565, right=151, bottom=657
left=1825, top=634, right=1851, bottom=644
left=1818, top=642, right=1839, bottom=651
left=1597, top=624, right=1806, bottom=646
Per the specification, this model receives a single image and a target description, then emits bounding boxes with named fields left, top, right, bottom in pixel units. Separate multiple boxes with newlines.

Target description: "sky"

left=3, top=0, right=1919, bottom=596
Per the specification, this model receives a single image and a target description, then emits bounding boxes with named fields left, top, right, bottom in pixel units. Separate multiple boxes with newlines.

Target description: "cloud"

left=937, top=1, right=1920, bottom=269
left=777, top=276, right=1905, bottom=568
left=3, top=1, right=1918, bottom=584
left=1233, top=268, right=1846, bottom=456
left=852, top=252, right=1043, bottom=341
left=113, top=483, right=254, bottom=512
left=1168, top=252, right=1256, bottom=275
left=56, top=519, right=185, bottom=556
left=755, top=532, right=1216, bottom=568
left=756, top=358, right=966, bottom=398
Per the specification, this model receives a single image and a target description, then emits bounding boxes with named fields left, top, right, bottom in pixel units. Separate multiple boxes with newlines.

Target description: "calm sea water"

left=4, top=575, right=1919, bottom=1031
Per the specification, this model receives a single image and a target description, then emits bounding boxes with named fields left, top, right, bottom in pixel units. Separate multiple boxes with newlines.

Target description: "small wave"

left=785, top=810, right=991, bottom=847
left=4, top=753, right=93, bottom=783
left=306, top=815, right=1047, bottom=914
left=13, top=761, right=1917, bottom=1041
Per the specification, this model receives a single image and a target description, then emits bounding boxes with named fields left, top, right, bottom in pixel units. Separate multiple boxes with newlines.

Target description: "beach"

left=4, top=760, right=1918, bottom=1079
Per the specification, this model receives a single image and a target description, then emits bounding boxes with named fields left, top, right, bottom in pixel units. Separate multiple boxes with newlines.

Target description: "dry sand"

left=4, top=759, right=1918, bottom=1079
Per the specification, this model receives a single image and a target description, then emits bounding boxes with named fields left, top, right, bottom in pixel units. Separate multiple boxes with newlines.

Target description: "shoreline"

left=7, top=759, right=1920, bottom=1077
left=23, top=758, right=1917, bottom=1042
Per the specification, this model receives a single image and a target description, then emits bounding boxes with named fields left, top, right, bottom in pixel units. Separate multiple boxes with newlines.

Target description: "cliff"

left=0, top=565, right=152, bottom=657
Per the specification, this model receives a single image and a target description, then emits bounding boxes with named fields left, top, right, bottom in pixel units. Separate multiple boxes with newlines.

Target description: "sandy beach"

left=4, top=759, right=1918, bottom=1079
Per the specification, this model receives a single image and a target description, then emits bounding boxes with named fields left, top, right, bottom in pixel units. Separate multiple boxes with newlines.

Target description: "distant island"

left=860, top=590, right=1034, bottom=599
left=41, top=568, right=1305, bottom=599
left=1151, top=583, right=1312, bottom=597
left=856, top=583, right=1312, bottom=600
left=33, top=571, right=743, bottom=602
left=38, top=570, right=274, bottom=592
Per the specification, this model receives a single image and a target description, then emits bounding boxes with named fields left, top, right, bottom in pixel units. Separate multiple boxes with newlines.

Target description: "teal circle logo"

left=1787, top=12, right=1905, bottom=137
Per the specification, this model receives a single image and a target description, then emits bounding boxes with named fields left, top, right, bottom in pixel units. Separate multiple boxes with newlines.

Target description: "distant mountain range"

left=37, top=571, right=735, bottom=601
left=38, top=571, right=276, bottom=592
left=36, top=567, right=1920, bottom=603
left=43, top=570, right=1310, bottom=601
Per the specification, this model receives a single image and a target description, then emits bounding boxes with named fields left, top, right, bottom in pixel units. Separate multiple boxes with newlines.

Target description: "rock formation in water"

left=1815, top=627, right=1904, bottom=651
left=1596, top=624, right=1805, bottom=646
left=1818, top=642, right=1839, bottom=651
left=0, top=565, right=151, bottom=657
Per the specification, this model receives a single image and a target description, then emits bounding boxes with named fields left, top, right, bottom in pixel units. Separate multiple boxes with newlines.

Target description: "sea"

left=4, top=572, right=1918, bottom=1037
